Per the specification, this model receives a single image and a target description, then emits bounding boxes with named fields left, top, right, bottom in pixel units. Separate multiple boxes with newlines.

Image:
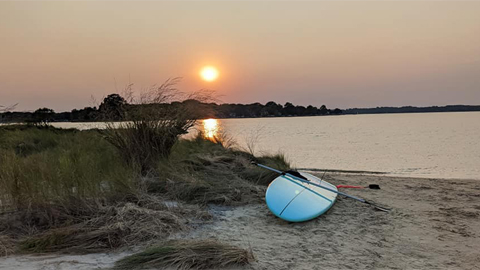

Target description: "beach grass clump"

left=103, top=118, right=195, bottom=175
left=17, top=201, right=188, bottom=254
left=102, top=79, right=212, bottom=174
left=114, top=239, right=254, bottom=270
left=151, top=134, right=290, bottom=205
left=0, top=125, right=136, bottom=211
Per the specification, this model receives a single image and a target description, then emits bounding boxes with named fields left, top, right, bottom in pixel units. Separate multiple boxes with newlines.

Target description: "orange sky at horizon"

left=1, top=1, right=480, bottom=111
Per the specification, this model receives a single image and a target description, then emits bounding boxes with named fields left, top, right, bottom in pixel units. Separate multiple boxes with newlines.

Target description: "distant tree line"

left=3, top=95, right=480, bottom=123
left=344, top=105, right=480, bottom=115
left=0, top=93, right=342, bottom=123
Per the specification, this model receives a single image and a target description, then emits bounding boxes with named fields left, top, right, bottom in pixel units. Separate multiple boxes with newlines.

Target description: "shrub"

left=103, top=78, right=213, bottom=174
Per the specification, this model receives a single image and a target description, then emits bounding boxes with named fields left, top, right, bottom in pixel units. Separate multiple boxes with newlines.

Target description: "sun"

left=200, top=66, right=219, bottom=82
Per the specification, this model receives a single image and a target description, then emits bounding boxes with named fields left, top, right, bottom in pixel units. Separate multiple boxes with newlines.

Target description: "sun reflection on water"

left=203, top=118, right=219, bottom=139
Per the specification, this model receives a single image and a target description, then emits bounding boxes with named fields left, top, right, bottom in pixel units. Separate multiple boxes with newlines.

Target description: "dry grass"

left=0, top=235, right=16, bottom=256
left=14, top=197, right=206, bottom=254
left=151, top=134, right=290, bottom=205
left=114, top=239, right=254, bottom=270
left=0, top=192, right=211, bottom=254
left=157, top=157, right=264, bottom=205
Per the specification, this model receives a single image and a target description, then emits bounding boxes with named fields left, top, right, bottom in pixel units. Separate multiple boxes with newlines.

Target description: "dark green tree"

left=283, top=102, right=295, bottom=116
left=306, top=105, right=318, bottom=115
left=263, top=101, right=283, bottom=116
left=331, top=108, right=343, bottom=115
left=294, top=105, right=307, bottom=116
left=99, top=94, right=127, bottom=120
left=71, top=107, right=99, bottom=121
left=32, top=108, right=55, bottom=125
left=319, top=105, right=328, bottom=115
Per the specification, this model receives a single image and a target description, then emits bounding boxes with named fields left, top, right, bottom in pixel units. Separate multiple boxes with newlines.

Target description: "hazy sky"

left=1, top=1, right=480, bottom=111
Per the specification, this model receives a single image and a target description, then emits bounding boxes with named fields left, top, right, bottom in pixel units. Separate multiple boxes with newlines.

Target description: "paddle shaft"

left=336, top=185, right=365, bottom=189
left=336, top=184, right=380, bottom=189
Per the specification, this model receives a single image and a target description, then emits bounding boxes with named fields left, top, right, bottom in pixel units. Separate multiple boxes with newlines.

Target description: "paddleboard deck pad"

left=265, top=172, right=337, bottom=222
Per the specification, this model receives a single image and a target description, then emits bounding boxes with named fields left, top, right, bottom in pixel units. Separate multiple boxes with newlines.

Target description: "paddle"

left=253, top=162, right=392, bottom=212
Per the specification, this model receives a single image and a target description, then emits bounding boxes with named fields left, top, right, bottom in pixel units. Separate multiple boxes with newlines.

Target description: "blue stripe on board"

left=279, top=188, right=306, bottom=216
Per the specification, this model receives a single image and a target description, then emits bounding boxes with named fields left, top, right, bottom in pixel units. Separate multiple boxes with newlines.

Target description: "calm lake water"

left=52, top=112, right=480, bottom=180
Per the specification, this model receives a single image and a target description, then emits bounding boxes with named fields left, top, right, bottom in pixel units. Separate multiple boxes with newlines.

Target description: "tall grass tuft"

left=114, top=239, right=254, bottom=270
left=103, top=78, right=214, bottom=174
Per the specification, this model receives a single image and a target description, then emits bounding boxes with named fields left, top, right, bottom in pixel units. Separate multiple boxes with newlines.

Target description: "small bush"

left=114, top=239, right=254, bottom=270
left=103, top=79, right=212, bottom=174
left=104, top=118, right=194, bottom=174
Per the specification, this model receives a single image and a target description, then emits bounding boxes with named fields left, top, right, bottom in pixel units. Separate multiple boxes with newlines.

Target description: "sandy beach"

left=1, top=172, right=479, bottom=270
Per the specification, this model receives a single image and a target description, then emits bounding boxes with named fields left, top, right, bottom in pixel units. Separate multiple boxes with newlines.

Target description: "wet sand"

left=2, top=173, right=480, bottom=270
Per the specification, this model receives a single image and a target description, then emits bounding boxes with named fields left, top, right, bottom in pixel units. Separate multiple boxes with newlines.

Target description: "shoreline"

left=2, top=173, right=479, bottom=270
left=300, top=169, right=480, bottom=181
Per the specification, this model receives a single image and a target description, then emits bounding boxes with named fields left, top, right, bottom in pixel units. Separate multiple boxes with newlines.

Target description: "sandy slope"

left=2, top=173, right=480, bottom=270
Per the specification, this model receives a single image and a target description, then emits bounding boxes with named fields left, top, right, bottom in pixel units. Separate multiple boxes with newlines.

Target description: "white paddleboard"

left=265, top=172, right=337, bottom=222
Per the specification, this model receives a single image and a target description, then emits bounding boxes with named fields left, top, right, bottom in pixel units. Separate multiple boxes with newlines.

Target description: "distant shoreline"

left=2, top=108, right=480, bottom=124
left=343, top=104, right=480, bottom=115
left=2, top=104, right=480, bottom=123
left=297, top=168, right=386, bottom=175
left=298, top=168, right=480, bottom=181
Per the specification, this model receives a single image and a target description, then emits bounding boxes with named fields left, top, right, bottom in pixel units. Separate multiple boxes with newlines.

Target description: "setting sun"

left=200, top=66, right=219, bottom=82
